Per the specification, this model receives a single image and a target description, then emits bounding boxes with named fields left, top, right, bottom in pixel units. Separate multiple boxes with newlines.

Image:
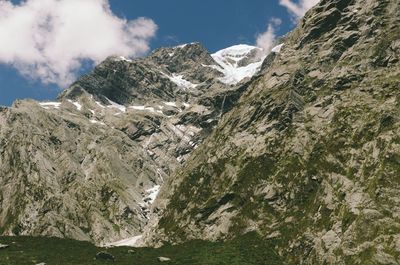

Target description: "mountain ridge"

left=0, top=42, right=274, bottom=246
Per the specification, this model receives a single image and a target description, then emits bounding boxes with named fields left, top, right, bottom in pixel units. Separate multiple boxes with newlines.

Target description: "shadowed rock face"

left=141, top=0, right=400, bottom=264
left=59, top=43, right=223, bottom=105
left=0, top=43, right=265, bottom=245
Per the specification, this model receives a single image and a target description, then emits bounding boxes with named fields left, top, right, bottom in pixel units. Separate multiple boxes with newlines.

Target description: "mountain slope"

left=0, top=43, right=266, bottom=245
left=142, top=0, right=400, bottom=264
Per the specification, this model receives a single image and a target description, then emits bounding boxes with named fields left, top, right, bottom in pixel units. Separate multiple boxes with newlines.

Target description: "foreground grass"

left=0, top=232, right=282, bottom=265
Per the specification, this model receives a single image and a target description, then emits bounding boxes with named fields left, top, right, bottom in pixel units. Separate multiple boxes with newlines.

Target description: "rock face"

left=0, top=43, right=265, bottom=245
left=142, top=0, right=400, bottom=264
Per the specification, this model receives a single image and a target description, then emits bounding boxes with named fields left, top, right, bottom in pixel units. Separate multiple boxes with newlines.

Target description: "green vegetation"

left=0, top=232, right=282, bottom=265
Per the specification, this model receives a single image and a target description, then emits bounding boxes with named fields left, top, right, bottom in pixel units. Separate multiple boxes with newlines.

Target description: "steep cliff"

left=143, top=0, right=400, bottom=264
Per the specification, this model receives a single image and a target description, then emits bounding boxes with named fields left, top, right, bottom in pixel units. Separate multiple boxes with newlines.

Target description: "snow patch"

left=89, top=120, right=105, bottom=126
left=95, top=101, right=104, bottom=108
left=130, top=105, right=146, bottom=111
left=213, top=44, right=260, bottom=64
left=39, top=102, right=61, bottom=109
left=145, top=107, right=155, bottom=112
left=210, top=44, right=264, bottom=85
left=104, top=235, right=143, bottom=247
left=164, top=102, right=177, bottom=107
left=175, top=42, right=198, bottom=49
left=271, top=43, right=284, bottom=53
left=115, top=56, right=132, bottom=62
left=177, top=43, right=188, bottom=49
left=162, top=73, right=197, bottom=89
left=106, top=98, right=126, bottom=112
left=129, top=105, right=164, bottom=114
left=145, top=185, right=160, bottom=204
left=139, top=184, right=161, bottom=220
left=67, top=100, right=82, bottom=111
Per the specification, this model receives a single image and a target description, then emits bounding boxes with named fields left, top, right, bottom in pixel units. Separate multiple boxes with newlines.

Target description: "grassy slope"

left=0, top=232, right=282, bottom=265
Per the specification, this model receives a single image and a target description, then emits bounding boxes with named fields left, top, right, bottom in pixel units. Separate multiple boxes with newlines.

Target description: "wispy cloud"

left=255, top=0, right=320, bottom=52
left=279, top=0, right=320, bottom=20
left=256, top=18, right=282, bottom=53
left=0, top=0, right=158, bottom=87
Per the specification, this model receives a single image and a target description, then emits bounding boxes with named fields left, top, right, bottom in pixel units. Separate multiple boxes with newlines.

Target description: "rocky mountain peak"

left=0, top=37, right=266, bottom=245
left=149, top=42, right=216, bottom=67
left=59, top=41, right=265, bottom=108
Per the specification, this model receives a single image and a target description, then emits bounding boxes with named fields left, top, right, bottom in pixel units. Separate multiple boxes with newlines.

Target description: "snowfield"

left=210, top=44, right=265, bottom=85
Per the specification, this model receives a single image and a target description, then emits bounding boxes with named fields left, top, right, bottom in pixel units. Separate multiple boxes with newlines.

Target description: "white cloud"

left=256, top=18, right=282, bottom=53
left=279, top=0, right=320, bottom=20
left=0, top=0, right=157, bottom=87
left=255, top=1, right=320, bottom=54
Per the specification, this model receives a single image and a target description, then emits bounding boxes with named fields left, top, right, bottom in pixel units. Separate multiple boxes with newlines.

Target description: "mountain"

left=1, top=0, right=399, bottom=263
left=0, top=42, right=267, bottom=245
left=140, top=0, right=400, bottom=264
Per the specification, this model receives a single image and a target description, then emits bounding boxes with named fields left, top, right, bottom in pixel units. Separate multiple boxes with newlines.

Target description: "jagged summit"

left=59, top=42, right=264, bottom=107
left=150, top=42, right=212, bottom=62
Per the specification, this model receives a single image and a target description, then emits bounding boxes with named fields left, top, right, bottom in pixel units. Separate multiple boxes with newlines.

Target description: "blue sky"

left=109, top=0, right=294, bottom=51
left=0, top=0, right=306, bottom=106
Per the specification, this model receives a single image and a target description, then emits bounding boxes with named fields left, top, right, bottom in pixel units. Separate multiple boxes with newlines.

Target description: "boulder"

left=95, top=251, right=115, bottom=261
